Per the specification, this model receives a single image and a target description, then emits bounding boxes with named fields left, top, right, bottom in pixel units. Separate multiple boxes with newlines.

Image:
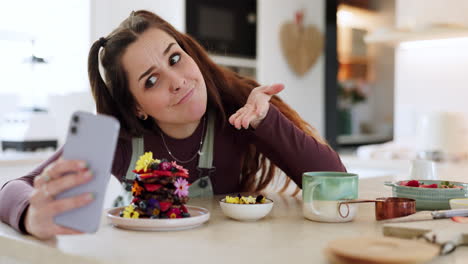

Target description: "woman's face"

left=122, top=28, right=207, bottom=127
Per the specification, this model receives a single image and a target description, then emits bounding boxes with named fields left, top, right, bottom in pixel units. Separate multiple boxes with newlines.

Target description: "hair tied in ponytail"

left=99, top=37, right=107, bottom=47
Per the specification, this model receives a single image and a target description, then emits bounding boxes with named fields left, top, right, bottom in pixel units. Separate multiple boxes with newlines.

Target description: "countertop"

left=2, top=172, right=468, bottom=264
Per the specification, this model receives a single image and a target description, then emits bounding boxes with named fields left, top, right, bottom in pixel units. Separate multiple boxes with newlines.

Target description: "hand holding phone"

left=54, top=111, right=120, bottom=233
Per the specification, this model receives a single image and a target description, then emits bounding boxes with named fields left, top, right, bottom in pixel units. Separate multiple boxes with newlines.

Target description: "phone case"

left=54, top=111, right=120, bottom=233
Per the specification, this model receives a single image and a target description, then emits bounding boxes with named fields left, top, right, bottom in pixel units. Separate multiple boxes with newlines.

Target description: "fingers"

left=34, top=160, right=87, bottom=188
left=53, top=225, right=84, bottom=235
left=229, top=105, right=260, bottom=129
left=229, top=83, right=284, bottom=129
left=256, top=83, right=284, bottom=96
left=26, top=192, right=92, bottom=239
left=31, top=169, right=93, bottom=204
left=237, top=106, right=254, bottom=129
left=47, top=192, right=94, bottom=215
left=45, top=170, right=93, bottom=198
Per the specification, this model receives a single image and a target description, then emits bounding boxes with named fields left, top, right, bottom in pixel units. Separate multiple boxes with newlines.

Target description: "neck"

left=158, top=119, right=201, bottom=139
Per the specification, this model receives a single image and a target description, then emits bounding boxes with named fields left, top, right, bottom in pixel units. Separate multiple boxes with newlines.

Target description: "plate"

left=106, top=205, right=210, bottom=231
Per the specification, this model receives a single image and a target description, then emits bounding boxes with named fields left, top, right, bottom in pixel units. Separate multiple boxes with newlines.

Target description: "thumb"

left=263, top=83, right=285, bottom=96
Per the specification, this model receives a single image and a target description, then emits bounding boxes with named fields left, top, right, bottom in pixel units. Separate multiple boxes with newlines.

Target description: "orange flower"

left=132, top=182, right=143, bottom=196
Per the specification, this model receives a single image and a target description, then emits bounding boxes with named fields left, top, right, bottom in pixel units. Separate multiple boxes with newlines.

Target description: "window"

left=0, top=0, right=90, bottom=108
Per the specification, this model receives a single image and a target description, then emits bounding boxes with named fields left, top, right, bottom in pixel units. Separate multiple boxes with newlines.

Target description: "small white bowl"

left=450, top=198, right=468, bottom=209
left=219, top=198, right=273, bottom=221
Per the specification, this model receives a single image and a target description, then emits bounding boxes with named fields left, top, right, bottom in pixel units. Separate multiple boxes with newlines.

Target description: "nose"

left=166, top=70, right=185, bottom=94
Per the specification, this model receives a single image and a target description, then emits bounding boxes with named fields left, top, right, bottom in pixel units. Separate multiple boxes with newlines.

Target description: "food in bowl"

left=220, top=194, right=273, bottom=221
left=385, top=180, right=468, bottom=210
left=399, top=180, right=463, bottom=189
left=224, top=194, right=268, bottom=204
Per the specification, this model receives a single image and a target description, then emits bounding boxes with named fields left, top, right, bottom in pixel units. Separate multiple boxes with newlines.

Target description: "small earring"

left=139, top=114, right=148, bottom=120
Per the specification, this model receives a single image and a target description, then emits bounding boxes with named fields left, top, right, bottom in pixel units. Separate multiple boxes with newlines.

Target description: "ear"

left=135, top=105, right=145, bottom=116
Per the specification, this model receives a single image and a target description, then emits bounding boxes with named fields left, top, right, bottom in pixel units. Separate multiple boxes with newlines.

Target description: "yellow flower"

left=131, top=211, right=140, bottom=219
left=169, top=212, right=177, bottom=219
left=240, top=196, right=256, bottom=204
left=122, top=205, right=135, bottom=218
left=225, top=196, right=240, bottom=204
left=152, top=208, right=160, bottom=216
left=135, top=152, right=154, bottom=172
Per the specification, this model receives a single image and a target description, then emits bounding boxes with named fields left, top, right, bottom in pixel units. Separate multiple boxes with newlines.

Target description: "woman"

left=0, top=10, right=345, bottom=239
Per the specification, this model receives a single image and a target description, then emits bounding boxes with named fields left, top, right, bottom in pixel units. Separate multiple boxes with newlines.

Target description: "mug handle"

left=305, top=182, right=321, bottom=216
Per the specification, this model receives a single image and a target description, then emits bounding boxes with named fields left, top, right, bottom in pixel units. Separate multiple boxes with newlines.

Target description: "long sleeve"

left=251, top=104, right=346, bottom=188
left=0, top=150, right=62, bottom=233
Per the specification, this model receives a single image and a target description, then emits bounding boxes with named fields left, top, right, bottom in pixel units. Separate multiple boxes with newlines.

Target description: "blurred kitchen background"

left=2, top=0, right=468, bottom=183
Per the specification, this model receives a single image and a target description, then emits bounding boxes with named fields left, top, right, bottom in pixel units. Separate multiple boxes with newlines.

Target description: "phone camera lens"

left=72, top=115, right=79, bottom=123
left=71, top=126, right=77, bottom=134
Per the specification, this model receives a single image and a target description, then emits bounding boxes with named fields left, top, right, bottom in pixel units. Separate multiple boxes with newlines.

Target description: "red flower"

left=167, top=208, right=182, bottom=219
left=145, top=184, right=162, bottom=192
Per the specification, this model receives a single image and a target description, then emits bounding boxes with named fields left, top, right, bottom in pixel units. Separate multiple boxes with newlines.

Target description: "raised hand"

left=25, top=159, right=94, bottom=240
left=229, top=83, right=284, bottom=130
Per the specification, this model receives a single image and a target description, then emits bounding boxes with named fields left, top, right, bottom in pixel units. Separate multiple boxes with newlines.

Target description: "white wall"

left=257, top=0, right=325, bottom=134
left=394, top=40, right=468, bottom=140
left=394, top=0, right=468, bottom=142
left=91, top=0, right=185, bottom=41
left=396, top=0, right=468, bottom=29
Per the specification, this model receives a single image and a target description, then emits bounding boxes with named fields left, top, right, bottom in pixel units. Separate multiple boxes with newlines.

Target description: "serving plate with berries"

left=384, top=180, right=468, bottom=210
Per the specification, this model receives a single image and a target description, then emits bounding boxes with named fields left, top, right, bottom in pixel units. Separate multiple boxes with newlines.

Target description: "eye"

left=145, top=75, right=158, bottom=89
left=169, top=53, right=181, bottom=66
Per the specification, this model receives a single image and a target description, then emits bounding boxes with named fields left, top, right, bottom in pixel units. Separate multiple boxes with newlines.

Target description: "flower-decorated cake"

left=120, top=152, right=191, bottom=219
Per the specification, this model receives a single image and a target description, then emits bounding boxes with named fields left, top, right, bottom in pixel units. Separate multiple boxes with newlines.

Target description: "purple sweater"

left=0, top=104, right=345, bottom=232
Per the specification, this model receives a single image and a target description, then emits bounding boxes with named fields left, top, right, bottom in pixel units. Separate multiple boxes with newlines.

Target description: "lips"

left=175, top=88, right=194, bottom=105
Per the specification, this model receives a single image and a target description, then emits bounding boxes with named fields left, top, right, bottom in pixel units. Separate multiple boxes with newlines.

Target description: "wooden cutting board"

left=383, top=219, right=468, bottom=251
left=325, top=236, right=439, bottom=264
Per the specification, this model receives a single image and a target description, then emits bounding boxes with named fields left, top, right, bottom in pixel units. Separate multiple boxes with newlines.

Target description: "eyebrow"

left=138, top=42, right=176, bottom=82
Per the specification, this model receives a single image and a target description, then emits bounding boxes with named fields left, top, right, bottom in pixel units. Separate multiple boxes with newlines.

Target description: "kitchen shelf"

left=364, top=25, right=468, bottom=45
left=209, top=54, right=257, bottom=69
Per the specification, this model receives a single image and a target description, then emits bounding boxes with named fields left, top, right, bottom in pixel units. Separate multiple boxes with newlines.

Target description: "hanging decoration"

left=279, top=9, right=324, bottom=77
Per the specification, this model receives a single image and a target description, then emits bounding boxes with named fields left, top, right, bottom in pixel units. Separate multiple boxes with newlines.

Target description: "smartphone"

left=54, top=111, right=120, bottom=233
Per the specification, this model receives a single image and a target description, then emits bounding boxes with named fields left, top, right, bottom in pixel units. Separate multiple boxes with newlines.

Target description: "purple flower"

left=148, top=198, right=160, bottom=209
left=174, top=178, right=190, bottom=198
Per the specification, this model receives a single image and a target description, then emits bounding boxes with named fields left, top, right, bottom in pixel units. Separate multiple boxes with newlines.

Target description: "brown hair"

left=88, top=10, right=328, bottom=195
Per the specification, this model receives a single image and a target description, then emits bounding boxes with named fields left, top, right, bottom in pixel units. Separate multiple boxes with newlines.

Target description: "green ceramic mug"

left=302, top=172, right=359, bottom=222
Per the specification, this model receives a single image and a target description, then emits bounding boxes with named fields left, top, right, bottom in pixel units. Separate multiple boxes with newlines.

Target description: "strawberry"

left=406, top=180, right=420, bottom=187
